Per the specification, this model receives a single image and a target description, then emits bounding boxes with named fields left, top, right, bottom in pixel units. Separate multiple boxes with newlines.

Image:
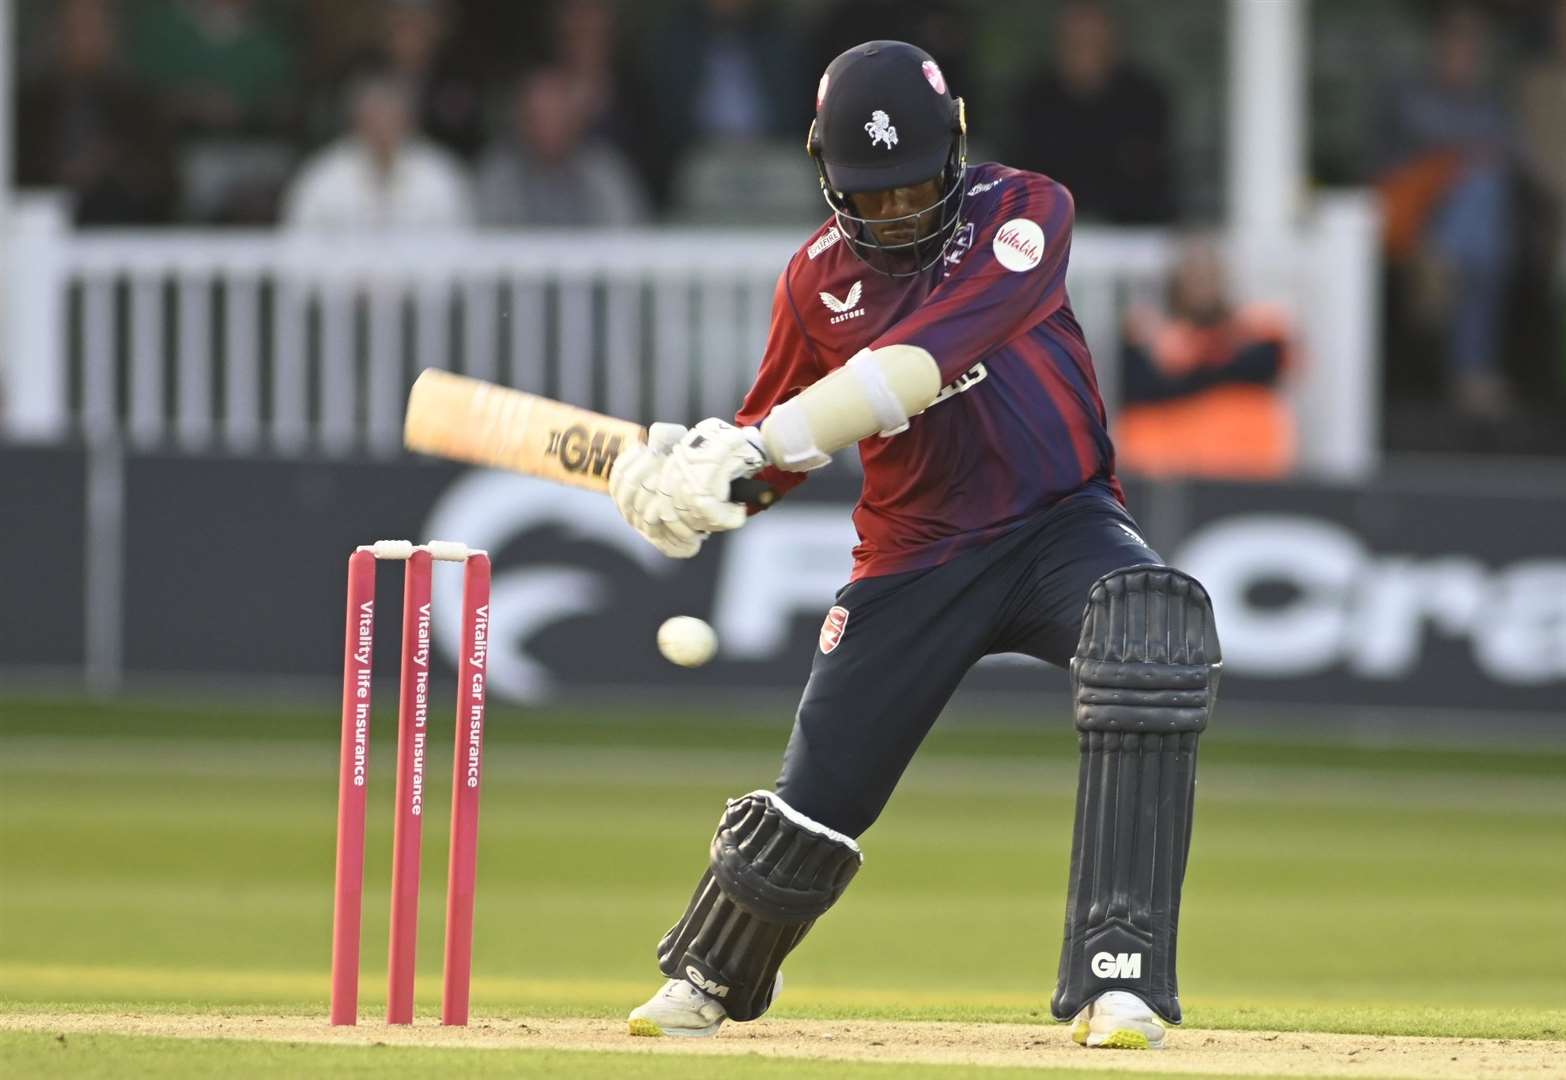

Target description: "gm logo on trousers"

left=1091, top=951, right=1142, bottom=979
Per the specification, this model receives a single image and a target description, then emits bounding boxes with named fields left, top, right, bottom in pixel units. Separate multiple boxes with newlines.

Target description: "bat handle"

left=728, top=476, right=776, bottom=507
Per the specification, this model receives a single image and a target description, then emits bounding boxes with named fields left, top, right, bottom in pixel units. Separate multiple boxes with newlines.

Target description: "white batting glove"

left=608, top=422, right=704, bottom=559
left=661, top=418, right=768, bottom=533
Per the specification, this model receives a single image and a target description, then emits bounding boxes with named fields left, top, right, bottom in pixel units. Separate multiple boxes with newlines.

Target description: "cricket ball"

left=657, top=616, right=718, bottom=668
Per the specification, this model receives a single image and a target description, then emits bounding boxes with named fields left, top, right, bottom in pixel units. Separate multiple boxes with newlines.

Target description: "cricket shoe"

left=1070, top=990, right=1167, bottom=1050
left=626, top=972, right=782, bottom=1038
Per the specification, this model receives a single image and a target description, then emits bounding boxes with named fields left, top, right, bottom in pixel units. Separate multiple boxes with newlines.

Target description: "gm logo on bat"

left=546, top=425, right=624, bottom=477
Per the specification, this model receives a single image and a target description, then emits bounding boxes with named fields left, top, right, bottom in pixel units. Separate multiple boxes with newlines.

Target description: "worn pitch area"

left=2, top=1013, right=1559, bottom=1079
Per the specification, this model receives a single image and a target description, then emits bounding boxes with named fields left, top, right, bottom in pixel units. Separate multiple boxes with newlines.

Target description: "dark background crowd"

left=8, top=0, right=1565, bottom=455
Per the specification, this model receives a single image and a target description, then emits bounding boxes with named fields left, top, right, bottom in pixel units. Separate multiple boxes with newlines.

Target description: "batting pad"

left=657, top=791, right=862, bottom=1021
left=1051, top=565, right=1221, bottom=1026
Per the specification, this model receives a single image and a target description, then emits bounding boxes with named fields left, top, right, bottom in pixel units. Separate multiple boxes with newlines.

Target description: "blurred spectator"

left=295, top=0, right=384, bottom=83
left=14, top=0, right=177, bottom=224
left=282, top=74, right=471, bottom=230
left=1519, top=0, right=1566, bottom=290
left=640, top=0, right=808, bottom=205
left=1375, top=3, right=1518, bottom=420
left=1116, top=239, right=1297, bottom=479
left=1002, top=0, right=1176, bottom=224
left=550, top=0, right=642, bottom=160
left=474, top=68, right=649, bottom=227
left=330, top=0, right=487, bottom=160
left=128, top=0, right=298, bottom=138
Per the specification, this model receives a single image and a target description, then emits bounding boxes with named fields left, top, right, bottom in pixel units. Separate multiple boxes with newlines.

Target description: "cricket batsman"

left=607, top=40, right=1220, bottom=1051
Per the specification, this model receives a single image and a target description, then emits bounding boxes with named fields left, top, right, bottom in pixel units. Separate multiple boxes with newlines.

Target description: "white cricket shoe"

left=1070, top=990, right=1167, bottom=1050
left=626, top=972, right=782, bottom=1038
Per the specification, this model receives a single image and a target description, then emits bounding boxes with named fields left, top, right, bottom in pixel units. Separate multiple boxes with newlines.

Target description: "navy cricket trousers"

left=774, top=482, right=1160, bottom=838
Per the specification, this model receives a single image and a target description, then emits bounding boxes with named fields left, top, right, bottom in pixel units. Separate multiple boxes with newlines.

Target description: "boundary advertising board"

left=3, top=448, right=1562, bottom=715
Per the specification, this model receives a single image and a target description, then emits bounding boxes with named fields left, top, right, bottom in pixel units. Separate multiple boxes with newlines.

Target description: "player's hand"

left=661, top=418, right=768, bottom=534
left=608, top=422, right=705, bottom=559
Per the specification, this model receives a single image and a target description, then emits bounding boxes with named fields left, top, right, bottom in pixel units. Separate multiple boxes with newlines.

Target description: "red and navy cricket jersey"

left=736, top=161, right=1122, bottom=581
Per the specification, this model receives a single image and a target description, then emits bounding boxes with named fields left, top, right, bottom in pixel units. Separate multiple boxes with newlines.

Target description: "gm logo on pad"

left=1091, top=951, right=1142, bottom=979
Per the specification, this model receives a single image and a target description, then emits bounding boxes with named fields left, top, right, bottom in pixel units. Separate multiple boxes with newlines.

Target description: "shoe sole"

left=627, top=1016, right=722, bottom=1038
left=1072, top=1020, right=1162, bottom=1050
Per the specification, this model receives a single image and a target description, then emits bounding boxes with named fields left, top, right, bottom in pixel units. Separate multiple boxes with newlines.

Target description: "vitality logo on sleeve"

left=993, top=219, right=1045, bottom=272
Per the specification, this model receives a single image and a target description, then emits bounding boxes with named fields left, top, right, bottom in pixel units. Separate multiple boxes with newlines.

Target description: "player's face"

left=848, top=179, right=944, bottom=247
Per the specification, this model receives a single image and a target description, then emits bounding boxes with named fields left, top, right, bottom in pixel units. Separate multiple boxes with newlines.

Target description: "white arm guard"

left=758, top=344, right=942, bottom=472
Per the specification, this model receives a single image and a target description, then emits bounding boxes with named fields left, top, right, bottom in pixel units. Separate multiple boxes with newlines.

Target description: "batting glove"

left=608, top=422, right=704, bottom=559
left=661, top=418, right=769, bottom=534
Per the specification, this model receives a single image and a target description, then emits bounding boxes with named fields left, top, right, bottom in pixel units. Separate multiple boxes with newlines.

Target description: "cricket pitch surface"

left=4, top=1012, right=1559, bottom=1079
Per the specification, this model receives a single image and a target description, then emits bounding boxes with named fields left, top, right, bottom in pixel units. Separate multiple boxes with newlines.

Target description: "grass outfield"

left=1, top=695, right=1563, bottom=1077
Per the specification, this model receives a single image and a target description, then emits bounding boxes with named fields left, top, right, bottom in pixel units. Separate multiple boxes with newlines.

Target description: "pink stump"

left=331, top=549, right=377, bottom=1026
left=386, top=548, right=433, bottom=1024
left=442, top=554, right=491, bottom=1025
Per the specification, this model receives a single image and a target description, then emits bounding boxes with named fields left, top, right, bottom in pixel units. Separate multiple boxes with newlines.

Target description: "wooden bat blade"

left=404, top=369, right=645, bottom=491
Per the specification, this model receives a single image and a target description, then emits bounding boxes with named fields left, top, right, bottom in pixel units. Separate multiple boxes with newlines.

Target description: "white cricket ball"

left=657, top=616, right=718, bottom=668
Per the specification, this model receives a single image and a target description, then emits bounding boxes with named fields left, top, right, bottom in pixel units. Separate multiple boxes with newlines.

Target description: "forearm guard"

left=759, top=345, right=941, bottom=470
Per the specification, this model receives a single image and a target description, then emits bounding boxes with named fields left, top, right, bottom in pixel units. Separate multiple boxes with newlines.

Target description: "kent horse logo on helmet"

left=864, top=110, right=898, bottom=148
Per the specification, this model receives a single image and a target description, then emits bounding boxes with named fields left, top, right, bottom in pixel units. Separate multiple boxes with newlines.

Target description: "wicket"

left=330, top=539, right=492, bottom=1026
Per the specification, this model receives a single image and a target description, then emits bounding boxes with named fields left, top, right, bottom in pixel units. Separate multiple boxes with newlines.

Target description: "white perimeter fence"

left=2, top=193, right=1380, bottom=477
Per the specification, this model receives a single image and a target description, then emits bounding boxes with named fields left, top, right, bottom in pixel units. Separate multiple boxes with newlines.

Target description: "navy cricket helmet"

left=807, top=40, right=968, bottom=277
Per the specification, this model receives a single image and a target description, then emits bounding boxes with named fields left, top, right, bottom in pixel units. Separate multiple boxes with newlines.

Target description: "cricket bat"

left=403, top=369, right=774, bottom=504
